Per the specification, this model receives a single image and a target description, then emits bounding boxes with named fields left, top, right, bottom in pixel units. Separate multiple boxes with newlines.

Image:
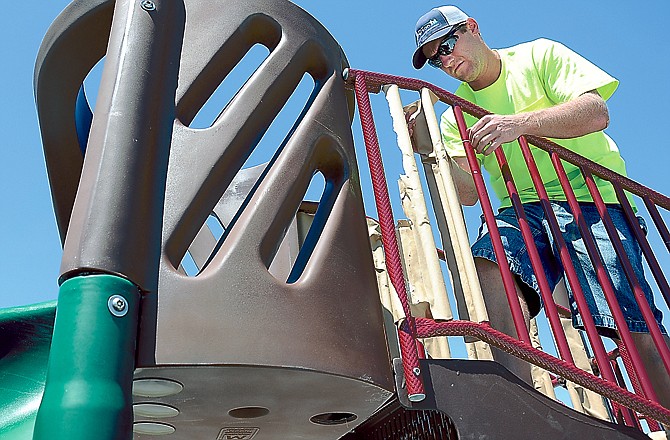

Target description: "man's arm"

left=406, top=109, right=480, bottom=206
left=448, top=90, right=609, bottom=204
left=468, top=90, right=609, bottom=155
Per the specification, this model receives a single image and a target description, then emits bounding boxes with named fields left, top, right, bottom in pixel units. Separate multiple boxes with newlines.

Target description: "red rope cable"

left=344, top=69, right=670, bottom=209
left=414, top=318, right=670, bottom=425
left=516, top=136, right=622, bottom=392
left=346, top=68, right=670, bottom=425
left=352, top=71, right=424, bottom=400
left=616, top=341, right=662, bottom=430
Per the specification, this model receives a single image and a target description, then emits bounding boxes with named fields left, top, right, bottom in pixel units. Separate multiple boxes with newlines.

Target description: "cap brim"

left=411, top=27, right=454, bottom=69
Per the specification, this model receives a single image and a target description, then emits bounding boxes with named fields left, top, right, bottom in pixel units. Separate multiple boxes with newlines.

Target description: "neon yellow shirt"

left=440, top=38, right=628, bottom=209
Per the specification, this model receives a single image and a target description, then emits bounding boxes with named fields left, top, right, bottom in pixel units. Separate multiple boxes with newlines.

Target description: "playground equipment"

left=1, top=0, right=669, bottom=438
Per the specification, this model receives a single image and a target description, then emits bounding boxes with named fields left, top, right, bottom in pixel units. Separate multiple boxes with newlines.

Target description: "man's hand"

left=468, top=113, right=532, bottom=155
left=467, top=91, right=609, bottom=156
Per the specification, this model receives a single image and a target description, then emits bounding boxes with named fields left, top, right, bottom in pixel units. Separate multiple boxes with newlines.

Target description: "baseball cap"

left=412, top=6, right=469, bottom=69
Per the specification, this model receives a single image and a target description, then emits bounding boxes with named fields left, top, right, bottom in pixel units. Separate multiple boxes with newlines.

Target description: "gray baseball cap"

left=412, top=6, right=469, bottom=69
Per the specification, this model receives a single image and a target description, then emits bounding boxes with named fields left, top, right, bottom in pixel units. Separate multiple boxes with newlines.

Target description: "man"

left=410, top=5, right=670, bottom=408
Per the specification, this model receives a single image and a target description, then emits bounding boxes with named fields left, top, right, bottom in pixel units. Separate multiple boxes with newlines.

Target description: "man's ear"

left=466, top=17, right=479, bottom=35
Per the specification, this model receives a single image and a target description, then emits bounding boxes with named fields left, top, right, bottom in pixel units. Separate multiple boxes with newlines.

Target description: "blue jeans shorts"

left=471, top=201, right=666, bottom=338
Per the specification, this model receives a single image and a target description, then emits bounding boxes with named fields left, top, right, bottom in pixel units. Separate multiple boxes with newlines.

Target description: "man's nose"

left=440, top=53, right=454, bottom=67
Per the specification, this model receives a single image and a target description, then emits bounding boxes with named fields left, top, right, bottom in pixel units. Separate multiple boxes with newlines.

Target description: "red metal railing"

left=352, top=73, right=425, bottom=402
left=345, top=68, right=670, bottom=428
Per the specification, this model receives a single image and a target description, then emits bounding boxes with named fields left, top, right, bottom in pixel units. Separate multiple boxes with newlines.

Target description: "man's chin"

left=449, top=63, right=471, bottom=81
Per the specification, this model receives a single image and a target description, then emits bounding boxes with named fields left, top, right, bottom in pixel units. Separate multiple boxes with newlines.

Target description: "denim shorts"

left=471, top=201, right=666, bottom=338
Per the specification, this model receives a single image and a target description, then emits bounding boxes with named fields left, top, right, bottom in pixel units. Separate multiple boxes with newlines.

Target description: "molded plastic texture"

left=35, top=0, right=393, bottom=438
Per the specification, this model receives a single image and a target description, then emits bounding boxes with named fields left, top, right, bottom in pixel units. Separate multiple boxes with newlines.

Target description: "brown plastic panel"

left=36, top=0, right=394, bottom=437
left=35, top=0, right=185, bottom=290
left=138, top=0, right=393, bottom=385
left=132, top=366, right=392, bottom=439
left=34, top=0, right=113, bottom=245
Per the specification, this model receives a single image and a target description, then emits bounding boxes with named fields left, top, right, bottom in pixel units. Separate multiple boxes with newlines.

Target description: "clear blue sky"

left=1, top=0, right=669, bottom=315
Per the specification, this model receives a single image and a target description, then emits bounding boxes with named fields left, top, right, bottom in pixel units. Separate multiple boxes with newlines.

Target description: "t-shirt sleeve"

left=440, top=107, right=467, bottom=158
left=532, top=38, right=618, bottom=103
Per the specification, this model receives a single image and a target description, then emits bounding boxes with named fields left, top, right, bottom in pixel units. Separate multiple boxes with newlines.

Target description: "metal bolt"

left=342, top=68, right=350, bottom=81
left=108, top=295, right=128, bottom=317
left=412, top=367, right=421, bottom=376
left=112, top=298, right=125, bottom=311
left=140, top=0, right=156, bottom=11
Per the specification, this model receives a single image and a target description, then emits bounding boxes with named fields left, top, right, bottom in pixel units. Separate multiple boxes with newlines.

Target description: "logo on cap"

left=416, top=13, right=449, bottom=46
left=417, top=18, right=440, bottom=41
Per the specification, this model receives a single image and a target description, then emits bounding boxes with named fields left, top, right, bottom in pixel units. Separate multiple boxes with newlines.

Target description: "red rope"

left=616, top=341, right=663, bottom=431
left=344, top=69, right=670, bottom=209
left=347, top=68, right=670, bottom=425
left=352, top=71, right=424, bottom=400
left=414, top=318, right=670, bottom=425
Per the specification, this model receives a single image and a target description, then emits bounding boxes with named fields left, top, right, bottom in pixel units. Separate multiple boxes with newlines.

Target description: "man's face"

left=422, top=24, right=484, bottom=83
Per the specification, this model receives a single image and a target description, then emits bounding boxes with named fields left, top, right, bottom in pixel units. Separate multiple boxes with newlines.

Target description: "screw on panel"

left=140, top=0, right=156, bottom=11
left=108, top=295, right=128, bottom=317
left=412, top=367, right=421, bottom=376
left=342, top=68, right=350, bottom=81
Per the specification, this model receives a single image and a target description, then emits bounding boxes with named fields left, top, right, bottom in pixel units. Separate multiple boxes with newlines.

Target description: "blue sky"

left=1, top=0, right=669, bottom=321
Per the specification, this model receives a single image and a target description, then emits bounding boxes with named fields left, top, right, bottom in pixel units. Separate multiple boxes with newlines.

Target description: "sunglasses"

left=427, top=35, right=459, bottom=68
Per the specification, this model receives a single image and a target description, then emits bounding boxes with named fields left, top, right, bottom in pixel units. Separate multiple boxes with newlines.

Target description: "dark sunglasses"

left=427, top=35, right=459, bottom=68
left=427, top=24, right=466, bottom=68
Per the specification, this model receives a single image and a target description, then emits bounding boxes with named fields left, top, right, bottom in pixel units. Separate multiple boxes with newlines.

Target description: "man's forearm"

left=446, top=91, right=609, bottom=204
left=522, top=90, right=609, bottom=139
left=468, top=90, right=609, bottom=155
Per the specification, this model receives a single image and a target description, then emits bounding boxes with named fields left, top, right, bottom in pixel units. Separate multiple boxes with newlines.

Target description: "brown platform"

left=388, top=358, right=650, bottom=440
left=132, top=366, right=392, bottom=439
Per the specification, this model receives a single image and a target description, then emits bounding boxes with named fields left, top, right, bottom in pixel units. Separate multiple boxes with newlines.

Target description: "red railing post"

left=614, top=343, right=663, bottom=431
left=609, top=354, right=641, bottom=428
left=343, top=69, right=670, bottom=426
left=643, top=197, right=670, bottom=256
left=516, top=136, right=624, bottom=386
left=452, top=105, right=531, bottom=344
left=491, top=145, right=575, bottom=364
left=350, top=70, right=425, bottom=402
left=549, top=153, right=660, bottom=405
left=614, top=187, right=670, bottom=310
left=582, top=169, right=670, bottom=381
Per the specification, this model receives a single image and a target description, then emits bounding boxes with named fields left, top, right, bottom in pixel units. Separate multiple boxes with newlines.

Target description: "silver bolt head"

left=141, top=0, right=156, bottom=11
left=113, top=298, right=125, bottom=311
left=108, top=295, right=129, bottom=317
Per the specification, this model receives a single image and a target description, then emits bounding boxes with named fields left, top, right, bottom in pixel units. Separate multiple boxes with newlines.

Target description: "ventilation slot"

left=183, top=73, right=317, bottom=275
left=83, top=56, right=105, bottom=110
left=266, top=171, right=328, bottom=284
left=75, top=56, right=106, bottom=154
left=175, top=60, right=316, bottom=276
left=240, top=72, right=315, bottom=170
left=188, top=44, right=270, bottom=129
left=179, top=213, right=225, bottom=276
